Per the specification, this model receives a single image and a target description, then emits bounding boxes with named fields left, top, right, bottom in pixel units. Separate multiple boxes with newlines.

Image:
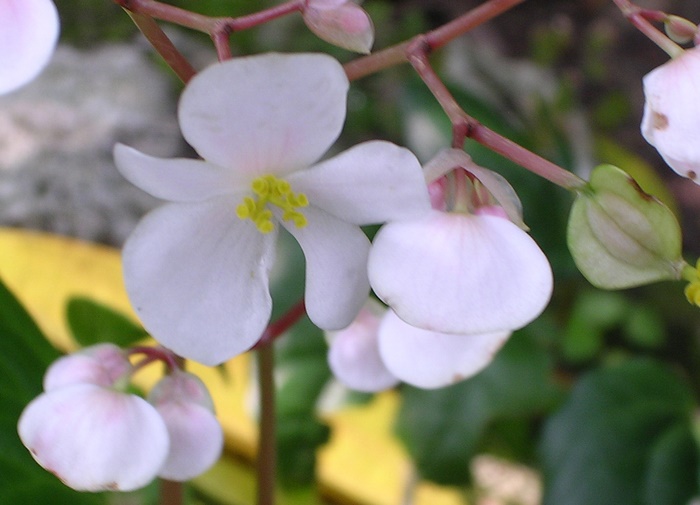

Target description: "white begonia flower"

left=18, top=347, right=169, bottom=491
left=148, top=370, right=223, bottom=481
left=0, top=0, right=59, bottom=95
left=642, top=45, right=700, bottom=184
left=368, top=150, right=553, bottom=336
left=327, top=299, right=399, bottom=392
left=114, top=53, right=430, bottom=366
left=378, top=310, right=511, bottom=389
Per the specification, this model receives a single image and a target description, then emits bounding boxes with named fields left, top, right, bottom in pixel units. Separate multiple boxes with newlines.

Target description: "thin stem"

left=612, top=0, right=684, bottom=58
left=344, top=0, right=524, bottom=81
left=159, top=479, right=184, bottom=505
left=253, top=300, right=307, bottom=349
left=125, top=10, right=196, bottom=83
left=256, top=343, right=276, bottom=505
left=407, top=45, right=586, bottom=190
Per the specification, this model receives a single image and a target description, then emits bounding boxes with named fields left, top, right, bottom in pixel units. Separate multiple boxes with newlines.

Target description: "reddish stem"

left=253, top=300, right=307, bottom=349
left=612, top=0, right=683, bottom=57
left=129, top=345, right=181, bottom=372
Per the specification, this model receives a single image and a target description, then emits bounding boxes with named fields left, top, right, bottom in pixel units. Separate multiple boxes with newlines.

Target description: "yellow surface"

left=0, top=227, right=465, bottom=505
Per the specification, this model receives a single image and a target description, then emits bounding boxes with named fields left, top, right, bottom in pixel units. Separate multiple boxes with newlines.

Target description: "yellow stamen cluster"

left=684, top=260, right=700, bottom=307
left=236, top=175, right=309, bottom=234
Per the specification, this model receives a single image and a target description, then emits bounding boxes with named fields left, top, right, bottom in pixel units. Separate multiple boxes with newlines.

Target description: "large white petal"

left=281, top=206, right=370, bottom=330
left=378, top=310, right=510, bottom=389
left=289, top=140, right=431, bottom=225
left=18, top=385, right=168, bottom=492
left=0, top=0, right=59, bottom=95
left=327, top=301, right=399, bottom=392
left=122, top=198, right=275, bottom=365
left=114, top=144, right=248, bottom=202
left=179, top=53, right=348, bottom=177
left=642, top=46, right=700, bottom=184
left=368, top=210, right=553, bottom=334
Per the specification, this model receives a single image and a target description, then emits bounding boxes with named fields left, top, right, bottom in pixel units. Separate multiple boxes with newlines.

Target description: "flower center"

left=236, top=175, right=309, bottom=234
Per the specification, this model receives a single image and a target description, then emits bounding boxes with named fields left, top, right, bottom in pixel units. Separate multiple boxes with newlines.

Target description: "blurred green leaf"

left=540, top=359, right=697, bottom=505
left=0, top=277, right=102, bottom=504
left=66, top=297, right=148, bottom=348
left=396, top=330, right=562, bottom=486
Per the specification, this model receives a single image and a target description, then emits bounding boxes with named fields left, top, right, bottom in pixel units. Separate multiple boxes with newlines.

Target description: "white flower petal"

left=281, top=206, right=370, bottom=330
left=43, top=344, right=131, bottom=391
left=155, top=402, right=223, bottom=481
left=114, top=144, right=247, bottom=202
left=327, top=301, right=399, bottom=392
left=642, top=47, right=700, bottom=184
left=179, top=53, right=348, bottom=177
left=378, top=310, right=510, bottom=389
left=368, top=210, right=553, bottom=334
left=0, top=0, right=59, bottom=95
left=289, top=140, right=430, bottom=225
left=18, top=385, right=168, bottom=492
left=122, top=198, right=275, bottom=365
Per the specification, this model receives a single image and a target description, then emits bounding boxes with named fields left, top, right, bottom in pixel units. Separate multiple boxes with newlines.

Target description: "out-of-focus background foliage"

left=2, top=1, right=700, bottom=504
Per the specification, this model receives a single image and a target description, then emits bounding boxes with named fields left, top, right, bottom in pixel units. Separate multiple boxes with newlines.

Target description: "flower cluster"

left=1, top=0, right=59, bottom=95
left=18, top=344, right=223, bottom=491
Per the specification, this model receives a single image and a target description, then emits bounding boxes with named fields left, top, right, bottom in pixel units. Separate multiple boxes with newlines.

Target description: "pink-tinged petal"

left=289, top=141, right=430, bottom=225
left=18, top=385, right=168, bottom=492
left=378, top=310, right=510, bottom=389
left=114, top=144, right=247, bottom=202
left=303, top=2, right=374, bottom=54
left=44, top=344, right=131, bottom=391
left=155, top=401, right=223, bottom=481
left=368, top=210, right=553, bottom=334
left=327, top=300, right=399, bottom=392
left=122, top=199, right=275, bottom=365
left=642, top=46, right=700, bottom=184
left=0, top=0, right=59, bottom=95
left=179, top=53, right=348, bottom=177
left=149, top=370, right=216, bottom=411
left=280, top=206, right=370, bottom=330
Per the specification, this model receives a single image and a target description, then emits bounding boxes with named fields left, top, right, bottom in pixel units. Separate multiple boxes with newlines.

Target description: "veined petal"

left=281, top=206, right=370, bottom=330
left=368, top=210, right=553, bottom=334
left=18, top=385, right=168, bottom=491
left=122, top=199, right=275, bottom=365
left=289, top=140, right=430, bottom=225
left=327, top=300, right=399, bottom=392
left=0, top=0, right=59, bottom=95
left=179, top=53, right=348, bottom=177
left=114, top=144, right=247, bottom=202
left=378, top=310, right=510, bottom=389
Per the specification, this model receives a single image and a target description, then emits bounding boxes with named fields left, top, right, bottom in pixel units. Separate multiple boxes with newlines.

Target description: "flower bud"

left=148, top=371, right=223, bottom=481
left=18, top=384, right=169, bottom=491
left=567, top=164, right=685, bottom=288
left=302, top=0, right=374, bottom=54
left=664, top=15, right=698, bottom=45
left=43, top=343, right=131, bottom=391
left=327, top=299, right=399, bottom=392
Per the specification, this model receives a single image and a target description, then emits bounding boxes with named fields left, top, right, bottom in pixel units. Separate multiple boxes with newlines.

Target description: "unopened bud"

left=664, top=15, right=698, bottom=45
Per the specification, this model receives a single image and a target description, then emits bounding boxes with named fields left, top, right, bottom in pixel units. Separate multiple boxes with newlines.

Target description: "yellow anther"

left=237, top=175, right=309, bottom=234
left=682, top=259, right=700, bottom=308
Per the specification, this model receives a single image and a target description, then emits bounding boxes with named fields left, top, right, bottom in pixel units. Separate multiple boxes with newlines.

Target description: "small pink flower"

left=302, top=0, right=374, bottom=53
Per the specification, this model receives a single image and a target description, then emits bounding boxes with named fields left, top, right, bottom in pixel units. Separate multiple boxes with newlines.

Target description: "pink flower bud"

left=148, top=371, right=223, bottom=481
left=642, top=46, right=700, bottom=184
left=327, top=300, right=399, bottom=392
left=18, top=384, right=169, bottom=491
left=303, top=1, right=374, bottom=54
left=43, top=343, right=132, bottom=391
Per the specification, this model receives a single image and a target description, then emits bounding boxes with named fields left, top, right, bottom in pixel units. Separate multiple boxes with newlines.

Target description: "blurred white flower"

left=642, top=45, right=700, bottom=184
left=114, top=52, right=430, bottom=365
left=0, top=0, right=59, bottom=94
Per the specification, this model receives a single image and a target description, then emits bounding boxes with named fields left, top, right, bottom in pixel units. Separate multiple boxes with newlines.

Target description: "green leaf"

left=396, top=330, right=562, bottom=486
left=0, top=277, right=103, bottom=503
left=567, top=164, right=685, bottom=289
left=540, top=359, right=697, bottom=505
left=66, top=296, right=148, bottom=347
